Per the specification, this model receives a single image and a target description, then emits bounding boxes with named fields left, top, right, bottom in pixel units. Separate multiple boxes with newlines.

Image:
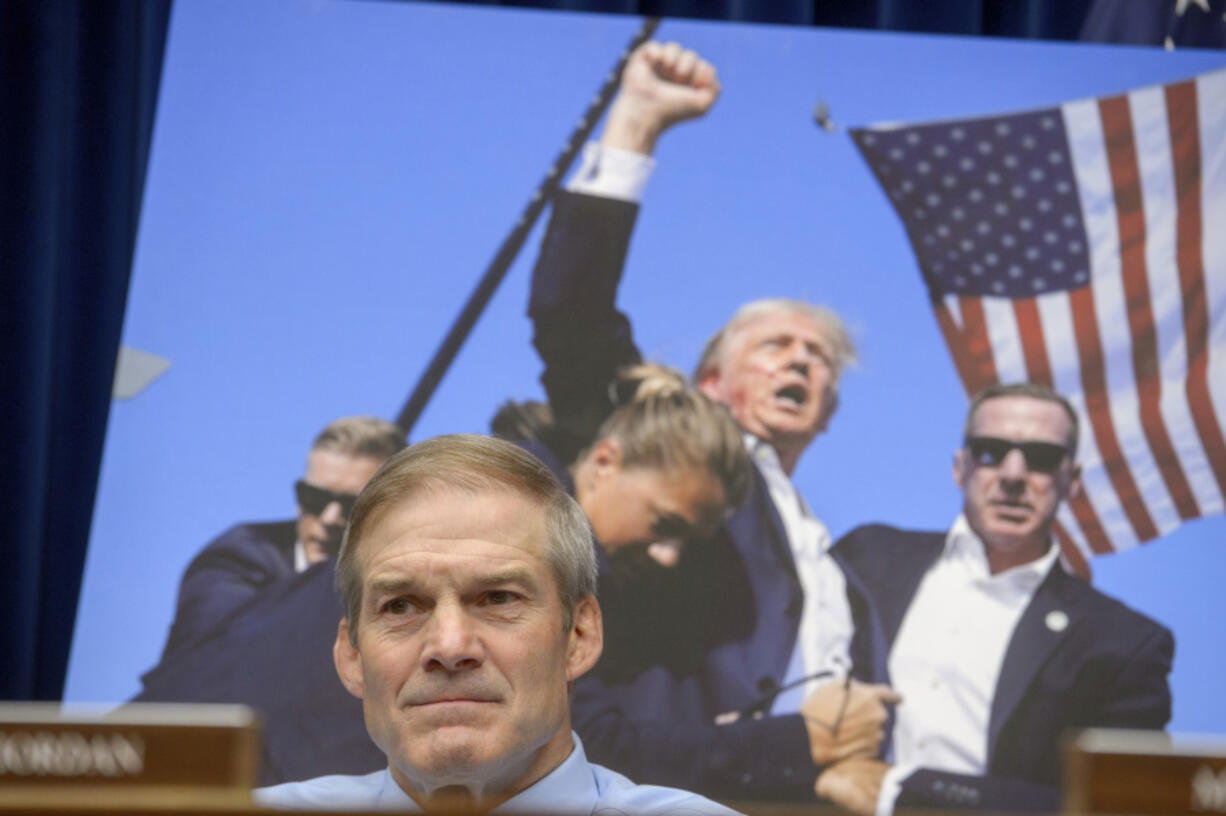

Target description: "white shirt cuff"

left=875, top=764, right=915, bottom=816
left=565, top=142, right=655, bottom=203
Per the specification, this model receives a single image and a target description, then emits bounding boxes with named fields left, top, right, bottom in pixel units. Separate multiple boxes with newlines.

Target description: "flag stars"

left=1074, top=270, right=1088, bottom=284
left=1069, top=240, right=1083, bottom=253
left=960, top=238, right=975, bottom=252
left=1051, top=259, right=1066, bottom=272
left=1048, top=151, right=1065, bottom=164
left=971, top=263, right=984, bottom=276
left=862, top=133, right=877, bottom=146
left=968, top=189, right=984, bottom=203
left=918, top=161, right=932, bottom=174
left=914, top=208, right=927, bottom=219
left=927, top=192, right=942, bottom=206
left=943, top=174, right=958, bottom=188
left=1026, top=246, right=1041, bottom=260
left=937, top=224, right=951, bottom=238
left=934, top=144, right=949, bottom=157
left=1030, top=168, right=1046, bottom=182
left=1004, top=154, right=1019, bottom=168
left=1022, top=135, right=1037, bottom=149
left=977, top=221, right=992, bottom=235
left=1056, top=180, right=1072, bottom=194
left=1037, top=199, right=1052, bottom=212
left=948, top=249, right=961, bottom=260
left=952, top=207, right=967, bottom=221
left=1033, top=278, right=1047, bottom=291
left=987, top=171, right=1002, bottom=184
left=1012, top=185, right=1027, bottom=199
left=978, top=141, right=993, bottom=154
left=993, top=281, right=1006, bottom=293
left=1001, top=233, right=1016, bottom=247
left=952, top=127, right=966, bottom=141
left=994, top=202, right=1010, bottom=216
left=890, top=147, right=905, bottom=161
left=985, top=252, right=999, bottom=266
left=1062, top=214, right=1078, bottom=228
left=995, top=122, right=1011, bottom=136
left=1009, top=265, right=1023, bottom=278
left=960, top=157, right=976, bottom=172
left=1040, top=117, right=1056, bottom=130
left=907, top=131, right=922, bottom=145
left=1019, top=217, right=1034, bottom=231
left=1044, top=230, right=1059, bottom=244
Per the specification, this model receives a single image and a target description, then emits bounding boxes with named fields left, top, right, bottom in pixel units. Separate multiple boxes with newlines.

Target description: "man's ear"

left=952, top=447, right=969, bottom=488
left=698, top=368, right=723, bottom=402
left=565, top=596, right=603, bottom=682
left=333, top=619, right=365, bottom=699
left=1065, top=463, right=1084, bottom=502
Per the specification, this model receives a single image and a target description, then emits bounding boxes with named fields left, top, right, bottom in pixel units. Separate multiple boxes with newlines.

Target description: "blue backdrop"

left=64, top=0, right=1226, bottom=737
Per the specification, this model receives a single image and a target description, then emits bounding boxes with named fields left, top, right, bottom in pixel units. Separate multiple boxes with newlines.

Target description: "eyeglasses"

left=294, top=480, right=359, bottom=518
left=965, top=436, right=1071, bottom=474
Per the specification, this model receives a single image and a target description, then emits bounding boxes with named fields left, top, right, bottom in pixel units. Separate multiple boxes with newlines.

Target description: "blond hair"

left=588, top=363, right=750, bottom=509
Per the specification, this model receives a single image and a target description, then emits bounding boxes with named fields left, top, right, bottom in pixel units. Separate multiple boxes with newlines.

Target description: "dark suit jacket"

left=530, top=190, right=887, bottom=800
left=835, top=524, right=1174, bottom=813
left=156, top=520, right=298, bottom=660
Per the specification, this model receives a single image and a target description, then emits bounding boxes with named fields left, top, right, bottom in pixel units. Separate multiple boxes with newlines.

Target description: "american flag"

left=851, top=67, right=1226, bottom=575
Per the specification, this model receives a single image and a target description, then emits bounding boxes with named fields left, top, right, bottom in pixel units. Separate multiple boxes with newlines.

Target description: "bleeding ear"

left=564, top=596, right=603, bottom=682
left=333, top=619, right=365, bottom=699
left=698, top=368, right=724, bottom=402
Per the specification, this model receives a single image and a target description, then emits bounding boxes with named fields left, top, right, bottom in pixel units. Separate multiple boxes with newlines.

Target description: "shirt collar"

left=375, top=733, right=596, bottom=814
left=945, top=513, right=1060, bottom=594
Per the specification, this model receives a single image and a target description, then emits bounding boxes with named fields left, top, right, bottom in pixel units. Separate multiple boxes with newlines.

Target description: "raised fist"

left=600, top=41, right=720, bottom=155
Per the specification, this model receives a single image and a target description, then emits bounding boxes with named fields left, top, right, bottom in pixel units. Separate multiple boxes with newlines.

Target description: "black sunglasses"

left=294, top=480, right=359, bottom=518
left=965, top=436, right=1071, bottom=474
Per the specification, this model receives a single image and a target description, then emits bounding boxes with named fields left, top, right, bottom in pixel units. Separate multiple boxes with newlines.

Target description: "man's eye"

left=484, top=590, right=518, bottom=606
left=382, top=597, right=413, bottom=615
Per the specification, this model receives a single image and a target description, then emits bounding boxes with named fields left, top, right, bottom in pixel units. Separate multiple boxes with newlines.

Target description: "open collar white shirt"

left=876, top=514, right=1060, bottom=815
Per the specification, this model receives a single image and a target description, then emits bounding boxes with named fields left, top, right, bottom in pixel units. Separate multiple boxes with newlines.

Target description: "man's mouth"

left=774, top=384, right=808, bottom=408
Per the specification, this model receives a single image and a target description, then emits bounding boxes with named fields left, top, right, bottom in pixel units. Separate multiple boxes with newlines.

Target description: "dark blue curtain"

left=4, top=0, right=1173, bottom=702
left=0, top=0, right=170, bottom=700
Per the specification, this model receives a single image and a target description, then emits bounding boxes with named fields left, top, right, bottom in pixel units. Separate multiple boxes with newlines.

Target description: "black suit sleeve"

left=529, top=189, right=643, bottom=463
left=574, top=675, right=820, bottom=802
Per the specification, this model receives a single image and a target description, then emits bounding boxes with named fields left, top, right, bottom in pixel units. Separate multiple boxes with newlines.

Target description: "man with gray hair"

left=256, top=434, right=740, bottom=814
left=529, top=41, right=896, bottom=802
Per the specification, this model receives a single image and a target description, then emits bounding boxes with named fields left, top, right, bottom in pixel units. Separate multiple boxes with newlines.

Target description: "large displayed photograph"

left=65, top=0, right=1226, bottom=810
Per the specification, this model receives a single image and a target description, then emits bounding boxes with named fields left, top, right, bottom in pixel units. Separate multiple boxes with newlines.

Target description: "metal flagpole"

left=395, top=17, right=661, bottom=436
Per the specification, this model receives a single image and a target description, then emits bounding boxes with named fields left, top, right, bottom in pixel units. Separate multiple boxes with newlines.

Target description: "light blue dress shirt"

left=255, top=734, right=742, bottom=814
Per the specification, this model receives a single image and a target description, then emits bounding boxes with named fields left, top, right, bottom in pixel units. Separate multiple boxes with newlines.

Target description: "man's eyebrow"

left=367, top=576, right=419, bottom=597
left=472, top=568, right=538, bottom=590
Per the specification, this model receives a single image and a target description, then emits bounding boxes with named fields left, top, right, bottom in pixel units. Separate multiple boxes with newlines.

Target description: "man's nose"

left=421, top=603, right=483, bottom=673
left=784, top=340, right=812, bottom=371
left=319, top=500, right=346, bottom=526
left=998, top=448, right=1029, bottom=482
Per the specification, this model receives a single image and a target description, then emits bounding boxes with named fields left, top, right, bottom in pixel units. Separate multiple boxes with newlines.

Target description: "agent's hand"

left=801, top=680, right=900, bottom=766
left=816, top=758, right=890, bottom=816
left=600, top=40, right=720, bottom=155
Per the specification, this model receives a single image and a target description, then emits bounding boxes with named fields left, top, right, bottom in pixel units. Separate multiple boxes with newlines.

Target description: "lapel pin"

left=1045, top=610, right=1069, bottom=632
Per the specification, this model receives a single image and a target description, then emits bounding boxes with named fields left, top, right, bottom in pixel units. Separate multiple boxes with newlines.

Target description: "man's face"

left=296, top=449, right=382, bottom=563
left=700, top=310, right=838, bottom=454
left=333, top=488, right=601, bottom=802
left=954, top=395, right=1082, bottom=570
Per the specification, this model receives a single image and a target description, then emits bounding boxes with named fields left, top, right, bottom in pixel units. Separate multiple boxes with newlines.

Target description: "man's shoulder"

left=589, top=761, right=743, bottom=815
left=188, top=519, right=298, bottom=567
left=254, top=769, right=392, bottom=811
left=1053, top=568, right=1174, bottom=649
left=833, top=523, right=944, bottom=564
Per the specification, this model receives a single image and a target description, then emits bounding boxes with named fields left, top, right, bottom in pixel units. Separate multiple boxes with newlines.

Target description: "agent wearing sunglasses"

left=822, top=383, right=1173, bottom=815
left=145, top=416, right=404, bottom=665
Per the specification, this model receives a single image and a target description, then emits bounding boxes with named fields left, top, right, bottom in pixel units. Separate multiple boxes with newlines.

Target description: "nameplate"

left=0, top=703, right=260, bottom=808
left=1067, top=728, right=1226, bottom=814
